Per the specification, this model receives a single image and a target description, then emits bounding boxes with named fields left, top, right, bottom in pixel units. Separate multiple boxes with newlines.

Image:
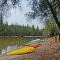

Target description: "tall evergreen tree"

left=0, top=14, right=3, bottom=24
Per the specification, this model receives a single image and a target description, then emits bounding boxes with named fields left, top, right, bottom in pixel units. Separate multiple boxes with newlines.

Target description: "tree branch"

left=46, top=0, right=60, bottom=29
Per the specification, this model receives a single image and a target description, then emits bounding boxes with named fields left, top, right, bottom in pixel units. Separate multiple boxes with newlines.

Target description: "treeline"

left=0, top=23, right=43, bottom=36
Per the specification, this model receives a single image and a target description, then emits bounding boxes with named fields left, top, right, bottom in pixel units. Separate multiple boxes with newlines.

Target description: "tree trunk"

left=46, top=0, right=60, bottom=41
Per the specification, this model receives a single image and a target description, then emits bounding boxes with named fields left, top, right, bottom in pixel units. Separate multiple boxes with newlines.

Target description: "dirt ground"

left=0, top=36, right=60, bottom=60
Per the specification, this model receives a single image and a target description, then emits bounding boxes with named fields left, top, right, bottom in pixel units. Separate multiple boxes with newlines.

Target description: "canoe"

left=6, top=46, right=35, bottom=55
left=29, top=43, right=45, bottom=48
left=26, top=39, right=45, bottom=45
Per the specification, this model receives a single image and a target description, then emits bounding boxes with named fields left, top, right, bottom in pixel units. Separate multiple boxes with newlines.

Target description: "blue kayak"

left=26, top=39, right=45, bottom=45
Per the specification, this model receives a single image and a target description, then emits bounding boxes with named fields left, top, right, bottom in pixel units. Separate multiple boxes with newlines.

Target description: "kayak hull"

left=6, top=46, right=35, bottom=55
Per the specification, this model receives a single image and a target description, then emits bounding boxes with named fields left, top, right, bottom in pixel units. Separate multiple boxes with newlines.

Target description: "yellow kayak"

left=6, top=46, right=36, bottom=55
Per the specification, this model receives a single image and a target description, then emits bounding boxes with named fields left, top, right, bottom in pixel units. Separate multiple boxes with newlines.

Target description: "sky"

left=3, top=0, right=44, bottom=29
